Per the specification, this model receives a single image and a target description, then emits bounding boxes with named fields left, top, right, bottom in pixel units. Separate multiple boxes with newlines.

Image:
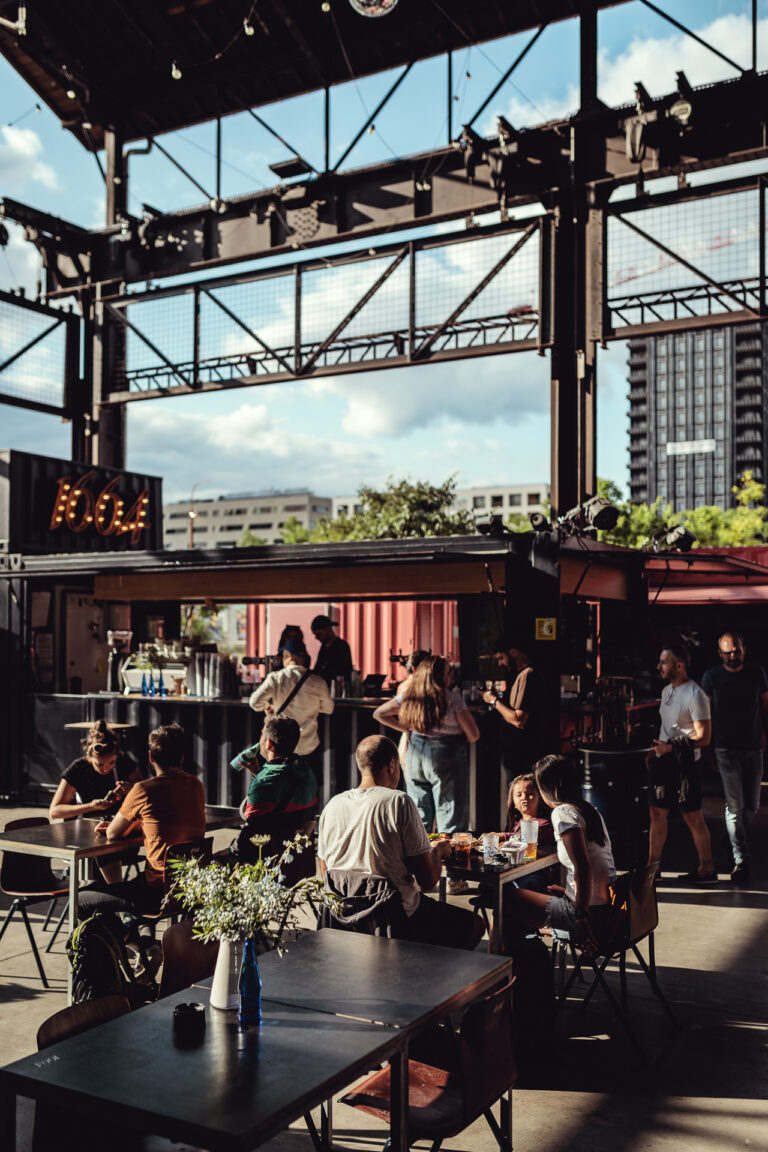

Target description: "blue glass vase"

left=158, top=670, right=166, bottom=697
left=141, top=672, right=148, bottom=696
left=238, top=938, right=262, bottom=1028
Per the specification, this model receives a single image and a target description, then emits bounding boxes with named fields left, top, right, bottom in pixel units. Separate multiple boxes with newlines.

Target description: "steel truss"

left=104, top=221, right=545, bottom=402
left=0, top=289, right=79, bottom=416
left=2, top=5, right=768, bottom=511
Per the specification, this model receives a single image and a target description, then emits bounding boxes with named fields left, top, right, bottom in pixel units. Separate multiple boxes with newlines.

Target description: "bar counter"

left=22, top=692, right=498, bottom=827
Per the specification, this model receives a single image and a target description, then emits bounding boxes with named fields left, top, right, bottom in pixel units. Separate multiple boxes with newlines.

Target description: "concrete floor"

left=1, top=792, right=767, bottom=1152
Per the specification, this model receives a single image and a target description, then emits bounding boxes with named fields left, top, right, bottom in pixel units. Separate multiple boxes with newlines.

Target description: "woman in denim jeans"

left=374, top=655, right=479, bottom=835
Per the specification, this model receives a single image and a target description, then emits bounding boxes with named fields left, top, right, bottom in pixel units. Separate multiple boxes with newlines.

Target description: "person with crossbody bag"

left=245, top=644, right=334, bottom=787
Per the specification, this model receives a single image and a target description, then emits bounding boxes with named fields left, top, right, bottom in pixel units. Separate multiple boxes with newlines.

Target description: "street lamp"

left=188, top=479, right=211, bottom=549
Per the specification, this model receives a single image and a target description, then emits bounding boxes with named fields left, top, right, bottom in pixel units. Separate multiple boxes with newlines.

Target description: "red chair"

left=0, top=817, right=70, bottom=988
left=341, top=981, right=517, bottom=1152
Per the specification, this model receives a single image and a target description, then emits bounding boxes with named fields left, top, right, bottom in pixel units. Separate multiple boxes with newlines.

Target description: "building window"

left=249, top=522, right=273, bottom=530
left=714, top=406, right=724, bottom=422
left=695, top=409, right=705, bottom=425
left=472, top=496, right=486, bottom=509
left=714, top=332, right=724, bottom=349
left=508, top=494, right=521, bottom=507
left=676, top=392, right=686, bottom=408
left=657, top=395, right=667, bottom=409
left=491, top=495, right=504, bottom=508
left=223, top=508, right=247, bottom=516
left=283, top=503, right=306, bottom=512
left=527, top=493, right=541, bottom=506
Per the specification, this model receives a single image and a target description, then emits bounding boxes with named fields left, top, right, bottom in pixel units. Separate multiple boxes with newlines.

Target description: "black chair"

left=555, top=860, right=679, bottom=1061
left=0, top=817, right=70, bottom=987
left=341, top=981, right=517, bottom=1152
left=316, top=869, right=409, bottom=938
left=158, top=918, right=219, bottom=999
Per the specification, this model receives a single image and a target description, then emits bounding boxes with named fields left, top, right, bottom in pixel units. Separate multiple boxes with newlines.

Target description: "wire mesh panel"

left=204, top=274, right=296, bottom=380
left=607, top=189, right=762, bottom=333
left=121, top=293, right=197, bottom=391
left=0, top=295, right=70, bottom=412
left=415, top=227, right=540, bottom=354
left=116, top=219, right=545, bottom=398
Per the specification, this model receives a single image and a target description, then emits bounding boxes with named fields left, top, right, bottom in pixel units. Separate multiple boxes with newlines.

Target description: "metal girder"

left=0, top=288, right=79, bottom=417
left=4, top=69, right=768, bottom=297
left=102, top=219, right=544, bottom=403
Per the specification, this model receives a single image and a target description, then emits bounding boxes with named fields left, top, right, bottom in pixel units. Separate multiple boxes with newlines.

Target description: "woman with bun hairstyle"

left=49, top=720, right=142, bottom=882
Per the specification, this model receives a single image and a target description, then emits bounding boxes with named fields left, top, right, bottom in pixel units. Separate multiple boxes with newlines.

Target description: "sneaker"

left=730, top=862, right=751, bottom=886
left=448, top=879, right=470, bottom=895
left=676, top=869, right=718, bottom=884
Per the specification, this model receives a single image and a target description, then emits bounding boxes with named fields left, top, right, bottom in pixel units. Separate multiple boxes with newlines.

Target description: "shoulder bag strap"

left=275, top=669, right=313, bottom=716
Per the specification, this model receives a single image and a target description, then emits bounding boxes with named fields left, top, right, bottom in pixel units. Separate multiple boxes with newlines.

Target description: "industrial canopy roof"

left=0, top=0, right=629, bottom=150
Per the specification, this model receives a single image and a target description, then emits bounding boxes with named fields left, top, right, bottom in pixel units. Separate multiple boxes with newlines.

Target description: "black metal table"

left=0, top=807, right=240, bottom=1000
left=439, top=851, right=560, bottom=953
left=0, top=984, right=407, bottom=1152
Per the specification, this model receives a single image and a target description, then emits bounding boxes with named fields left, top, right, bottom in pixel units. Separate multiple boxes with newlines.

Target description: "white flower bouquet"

left=168, top=833, right=333, bottom=951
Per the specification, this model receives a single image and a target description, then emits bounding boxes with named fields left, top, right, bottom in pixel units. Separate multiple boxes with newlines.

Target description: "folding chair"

left=556, top=861, right=679, bottom=1061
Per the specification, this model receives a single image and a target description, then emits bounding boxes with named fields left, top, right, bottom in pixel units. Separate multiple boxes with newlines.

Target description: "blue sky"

left=1, top=0, right=766, bottom=502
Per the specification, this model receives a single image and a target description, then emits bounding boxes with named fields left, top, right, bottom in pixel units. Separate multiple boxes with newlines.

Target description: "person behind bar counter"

left=50, top=720, right=142, bottom=883
left=311, top=614, right=353, bottom=688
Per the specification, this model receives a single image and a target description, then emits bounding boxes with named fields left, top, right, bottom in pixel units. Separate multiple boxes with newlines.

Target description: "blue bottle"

left=238, top=938, right=262, bottom=1028
left=158, top=670, right=166, bottom=697
left=147, top=672, right=155, bottom=697
left=141, top=672, right=148, bottom=697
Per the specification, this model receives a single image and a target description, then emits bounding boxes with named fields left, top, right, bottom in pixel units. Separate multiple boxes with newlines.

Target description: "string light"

left=171, top=61, right=182, bottom=81
left=321, top=3, right=331, bottom=11
left=243, top=18, right=254, bottom=36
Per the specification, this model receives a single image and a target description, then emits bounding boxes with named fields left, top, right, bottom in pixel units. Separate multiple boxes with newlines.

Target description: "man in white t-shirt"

left=647, top=645, right=716, bottom=883
left=318, top=735, right=484, bottom=949
left=249, top=644, right=333, bottom=786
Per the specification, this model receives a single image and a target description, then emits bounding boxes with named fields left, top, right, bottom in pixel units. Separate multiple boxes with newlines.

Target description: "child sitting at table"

left=506, top=772, right=556, bottom=893
left=500, top=754, right=617, bottom=958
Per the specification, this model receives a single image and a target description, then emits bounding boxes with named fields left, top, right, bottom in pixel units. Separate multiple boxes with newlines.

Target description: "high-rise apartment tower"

left=628, top=322, right=767, bottom=511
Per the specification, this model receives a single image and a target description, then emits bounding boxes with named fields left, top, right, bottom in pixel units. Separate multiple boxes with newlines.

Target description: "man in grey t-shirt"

left=647, top=645, right=715, bottom=883
left=318, top=735, right=484, bottom=949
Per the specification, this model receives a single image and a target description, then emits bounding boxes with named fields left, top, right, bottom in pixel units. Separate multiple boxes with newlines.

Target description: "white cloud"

left=0, top=125, right=59, bottom=191
left=311, top=354, right=549, bottom=439
left=126, top=399, right=383, bottom=500
left=598, top=13, right=762, bottom=108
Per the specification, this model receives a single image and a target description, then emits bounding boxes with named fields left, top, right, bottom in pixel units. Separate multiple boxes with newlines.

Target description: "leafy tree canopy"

left=310, top=476, right=475, bottom=542
left=238, top=528, right=267, bottom=547
left=596, top=472, right=768, bottom=549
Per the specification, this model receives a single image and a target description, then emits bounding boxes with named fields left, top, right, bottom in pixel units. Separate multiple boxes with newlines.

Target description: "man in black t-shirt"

left=701, top=631, right=768, bottom=886
left=483, top=636, right=548, bottom=783
left=311, top=614, right=353, bottom=687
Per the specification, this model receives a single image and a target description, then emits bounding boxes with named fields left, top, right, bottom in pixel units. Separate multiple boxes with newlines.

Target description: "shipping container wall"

left=245, top=600, right=458, bottom=682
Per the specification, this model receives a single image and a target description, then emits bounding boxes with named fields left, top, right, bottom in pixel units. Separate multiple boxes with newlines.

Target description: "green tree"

left=311, top=476, right=475, bottom=541
left=596, top=472, right=768, bottom=549
left=279, top=515, right=311, bottom=544
left=238, top=528, right=267, bottom=547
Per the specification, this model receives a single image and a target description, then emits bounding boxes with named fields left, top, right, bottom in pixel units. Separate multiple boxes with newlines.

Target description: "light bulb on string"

left=171, top=61, right=182, bottom=81
left=243, top=18, right=254, bottom=36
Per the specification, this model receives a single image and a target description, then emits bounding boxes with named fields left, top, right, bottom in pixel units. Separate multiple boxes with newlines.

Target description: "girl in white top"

left=500, top=754, right=617, bottom=956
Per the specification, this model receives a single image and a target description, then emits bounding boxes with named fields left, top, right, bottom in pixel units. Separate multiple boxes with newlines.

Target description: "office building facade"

left=163, top=490, right=333, bottom=548
left=332, top=483, right=549, bottom=522
left=628, top=322, right=767, bottom=511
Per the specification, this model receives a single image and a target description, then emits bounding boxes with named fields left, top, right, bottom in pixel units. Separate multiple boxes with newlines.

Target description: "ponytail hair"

left=534, top=753, right=606, bottom=847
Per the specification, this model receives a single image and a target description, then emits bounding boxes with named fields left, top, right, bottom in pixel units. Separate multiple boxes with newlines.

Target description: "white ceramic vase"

left=209, top=936, right=244, bottom=1010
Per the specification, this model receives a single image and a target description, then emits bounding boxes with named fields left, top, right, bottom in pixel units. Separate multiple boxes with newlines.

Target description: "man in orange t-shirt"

left=79, top=724, right=205, bottom=919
